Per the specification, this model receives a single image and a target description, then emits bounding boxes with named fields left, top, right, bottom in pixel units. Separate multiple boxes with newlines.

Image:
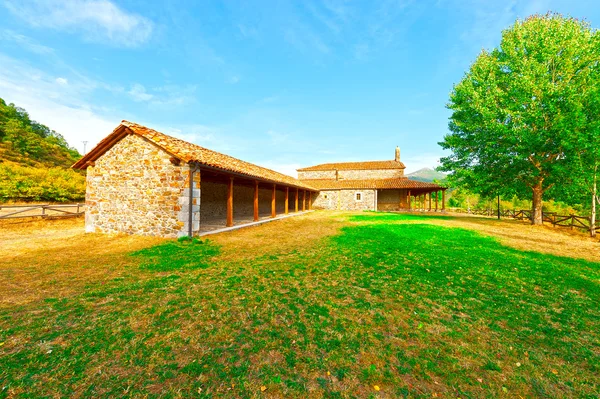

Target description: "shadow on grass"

left=132, top=237, right=221, bottom=272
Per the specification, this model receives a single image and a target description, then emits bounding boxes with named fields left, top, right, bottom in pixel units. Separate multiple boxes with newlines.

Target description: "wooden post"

left=285, top=187, right=289, bottom=214
left=428, top=192, right=432, bottom=211
left=253, top=181, right=259, bottom=222
left=227, top=177, right=234, bottom=227
left=302, top=190, right=306, bottom=211
left=309, top=192, right=312, bottom=210
left=271, top=184, right=276, bottom=218
left=435, top=191, right=438, bottom=211
left=295, top=188, right=299, bottom=212
left=407, top=190, right=411, bottom=210
left=442, top=190, right=446, bottom=211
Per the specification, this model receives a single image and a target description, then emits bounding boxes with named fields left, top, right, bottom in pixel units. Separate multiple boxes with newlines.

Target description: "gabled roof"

left=72, top=121, right=316, bottom=190
left=298, top=160, right=406, bottom=171
left=299, top=178, right=443, bottom=191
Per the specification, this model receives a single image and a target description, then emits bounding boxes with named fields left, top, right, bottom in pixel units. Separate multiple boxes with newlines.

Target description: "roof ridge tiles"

left=74, top=121, right=315, bottom=190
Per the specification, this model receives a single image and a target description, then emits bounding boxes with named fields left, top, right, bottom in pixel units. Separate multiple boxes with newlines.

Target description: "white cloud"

left=266, top=130, right=289, bottom=145
left=128, top=83, right=153, bottom=102
left=55, top=77, right=68, bottom=85
left=2, top=0, right=153, bottom=47
left=0, top=53, right=119, bottom=154
left=228, top=75, right=240, bottom=84
left=127, top=84, right=197, bottom=107
left=257, top=161, right=302, bottom=178
left=0, top=29, right=54, bottom=54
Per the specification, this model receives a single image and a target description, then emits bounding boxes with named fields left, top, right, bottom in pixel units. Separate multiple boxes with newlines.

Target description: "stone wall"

left=312, top=189, right=375, bottom=211
left=297, top=170, right=336, bottom=180
left=85, top=134, right=198, bottom=238
left=339, top=189, right=376, bottom=211
left=200, top=181, right=227, bottom=222
left=298, top=168, right=404, bottom=181
left=338, top=169, right=404, bottom=180
left=377, top=189, right=409, bottom=211
left=312, top=190, right=339, bottom=210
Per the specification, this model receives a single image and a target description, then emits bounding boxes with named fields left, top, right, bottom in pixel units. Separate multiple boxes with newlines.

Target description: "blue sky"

left=1, top=0, right=599, bottom=176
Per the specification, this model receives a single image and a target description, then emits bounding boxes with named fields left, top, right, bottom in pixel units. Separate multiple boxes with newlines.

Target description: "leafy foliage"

left=0, top=97, right=84, bottom=202
left=0, top=163, right=85, bottom=202
left=439, top=14, right=600, bottom=224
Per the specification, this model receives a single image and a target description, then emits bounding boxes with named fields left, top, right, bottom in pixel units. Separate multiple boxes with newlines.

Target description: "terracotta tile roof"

left=299, top=178, right=443, bottom=190
left=298, top=160, right=406, bottom=171
left=72, top=121, right=316, bottom=190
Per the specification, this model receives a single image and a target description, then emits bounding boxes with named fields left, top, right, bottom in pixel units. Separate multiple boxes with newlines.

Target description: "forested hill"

left=0, top=98, right=81, bottom=168
left=0, top=97, right=85, bottom=202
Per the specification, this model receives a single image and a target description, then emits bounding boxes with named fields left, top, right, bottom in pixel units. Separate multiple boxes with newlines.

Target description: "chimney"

left=395, top=146, right=401, bottom=162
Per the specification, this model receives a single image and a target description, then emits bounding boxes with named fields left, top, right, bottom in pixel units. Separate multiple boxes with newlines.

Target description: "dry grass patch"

left=207, top=211, right=348, bottom=261
left=0, top=217, right=164, bottom=307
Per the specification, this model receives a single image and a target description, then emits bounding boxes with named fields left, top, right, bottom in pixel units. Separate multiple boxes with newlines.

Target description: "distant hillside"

left=0, top=97, right=85, bottom=202
left=406, top=167, right=447, bottom=183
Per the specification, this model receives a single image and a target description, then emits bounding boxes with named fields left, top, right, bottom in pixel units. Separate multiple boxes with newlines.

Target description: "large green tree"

left=439, top=14, right=599, bottom=225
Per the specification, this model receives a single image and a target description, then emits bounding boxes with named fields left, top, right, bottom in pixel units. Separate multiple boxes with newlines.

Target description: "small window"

left=356, top=193, right=362, bottom=201
left=323, top=194, right=328, bottom=199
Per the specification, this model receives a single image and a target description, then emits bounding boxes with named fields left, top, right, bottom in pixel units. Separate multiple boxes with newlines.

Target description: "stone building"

left=73, top=121, right=317, bottom=238
left=298, top=147, right=445, bottom=212
left=73, top=121, right=445, bottom=238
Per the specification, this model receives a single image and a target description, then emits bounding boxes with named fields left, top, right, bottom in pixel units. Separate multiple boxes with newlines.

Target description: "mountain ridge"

left=406, top=167, right=447, bottom=183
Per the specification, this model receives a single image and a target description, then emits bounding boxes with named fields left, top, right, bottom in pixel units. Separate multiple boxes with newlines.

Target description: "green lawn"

left=1, top=213, right=598, bottom=398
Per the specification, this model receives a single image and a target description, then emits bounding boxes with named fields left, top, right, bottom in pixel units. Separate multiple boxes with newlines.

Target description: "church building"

left=298, top=147, right=444, bottom=212
left=73, top=121, right=444, bottom=238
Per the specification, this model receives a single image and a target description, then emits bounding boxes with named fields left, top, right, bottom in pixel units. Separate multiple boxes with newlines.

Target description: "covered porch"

left=376, top=187, right=446, bottom=212
left=197, top=166, right=317, bottom=234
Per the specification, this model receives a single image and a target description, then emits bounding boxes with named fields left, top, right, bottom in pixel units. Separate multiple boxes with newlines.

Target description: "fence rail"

left=449, top=208, right=599, bottom=233
left=0, top=203, right=85, bottom=220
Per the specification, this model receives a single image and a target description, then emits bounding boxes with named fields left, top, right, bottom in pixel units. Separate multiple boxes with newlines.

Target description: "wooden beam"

left=271, top=184, right=276, bottom=218
left=253, top=181, right=259, bottom=222
left=285, top=187, right=289, bottom=214
left=227, top=177, right=234, bottom=227
left=308, top=191, right=312, bottom=210
left=302, top=190, right=306, bottom=211
left=429, top=192, right=432, bottom=211
left=442, top=190, right=446, bottom=211
left=295, top=188, right=299, bottom=212
left=407, top=190, right=411, bottom=210
left=435, top=190, right=439, bottom=211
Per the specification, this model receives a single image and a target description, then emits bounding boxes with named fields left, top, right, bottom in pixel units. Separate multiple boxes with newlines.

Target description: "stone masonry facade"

left=298, top=168, right=404, bottom=181
left=312, top=189, right=376, bottom=211
left=301, top=165, right=402, bottom=211
left=85, top=134, right=200, bottom=238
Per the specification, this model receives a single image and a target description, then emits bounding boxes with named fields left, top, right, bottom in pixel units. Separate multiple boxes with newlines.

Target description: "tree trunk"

left=531, top=180, right=544, bottom=225
left=591, top=170, right=597, bottom=238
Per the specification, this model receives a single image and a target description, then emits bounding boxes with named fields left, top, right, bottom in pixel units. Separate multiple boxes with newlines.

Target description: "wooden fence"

left=449, top=207, right=599, bottom=233
left=0, top=203, right=85, bottom=220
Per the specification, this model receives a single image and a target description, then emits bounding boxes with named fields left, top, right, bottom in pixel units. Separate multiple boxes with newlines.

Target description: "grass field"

left=0, top=212, right=598, bottom=398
